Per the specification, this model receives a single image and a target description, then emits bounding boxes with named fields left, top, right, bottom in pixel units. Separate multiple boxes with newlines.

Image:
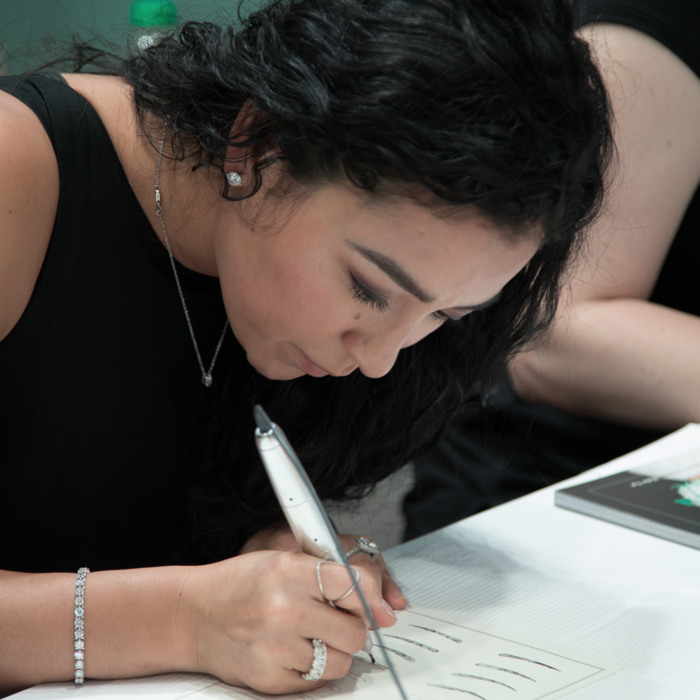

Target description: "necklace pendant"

left=155, top=126, right=228, bottom=392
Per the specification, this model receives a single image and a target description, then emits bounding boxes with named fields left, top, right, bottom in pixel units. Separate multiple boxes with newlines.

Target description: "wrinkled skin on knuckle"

left=257, top=549, right=298, bottom=581
left=263, top=586, right=297, bottom=621
left=276, top=549, right=304, bottom=569
left=254, top=552, right=305, bottom=618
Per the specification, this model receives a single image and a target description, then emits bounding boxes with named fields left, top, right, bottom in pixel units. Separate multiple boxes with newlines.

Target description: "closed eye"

left=350, top=274, right=388, bottom=312
left=351, top=274, right=473, bottom=323
left=430, top=310, right=452, bottom=324
left=430, top=309, right=474, bottom=324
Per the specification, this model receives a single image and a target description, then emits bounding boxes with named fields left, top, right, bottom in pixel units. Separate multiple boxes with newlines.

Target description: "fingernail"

left=381, top=598, right=396, bottom=619
left=388, top=582, right=406, bottom=601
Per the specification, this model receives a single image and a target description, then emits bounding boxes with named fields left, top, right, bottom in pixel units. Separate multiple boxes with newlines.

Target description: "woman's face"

left=215, top=183, right=539, bottom=380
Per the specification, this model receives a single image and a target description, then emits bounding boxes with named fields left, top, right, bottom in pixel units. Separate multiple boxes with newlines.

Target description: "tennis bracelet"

left=73, top=567, right=89, bottom=685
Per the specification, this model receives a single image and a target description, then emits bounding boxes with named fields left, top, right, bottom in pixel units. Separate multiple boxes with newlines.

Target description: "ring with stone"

left=345, top=536, right=381, bottom=561
left=301, top=638, right=327, bottom=681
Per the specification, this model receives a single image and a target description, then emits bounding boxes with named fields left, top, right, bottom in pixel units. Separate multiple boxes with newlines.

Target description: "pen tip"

left=253, top=404, right=274, bottom=432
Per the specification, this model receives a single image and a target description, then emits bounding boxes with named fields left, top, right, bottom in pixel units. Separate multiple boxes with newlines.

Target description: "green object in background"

left=129, top=0, right=178, bottom=27
left=128, top=0, right=178, bottom=52
left=1, top=0, right=258, bottom=75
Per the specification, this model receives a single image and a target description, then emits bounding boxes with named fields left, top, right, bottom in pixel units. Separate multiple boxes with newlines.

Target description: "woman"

left=0, top=0, right=611, bottom=694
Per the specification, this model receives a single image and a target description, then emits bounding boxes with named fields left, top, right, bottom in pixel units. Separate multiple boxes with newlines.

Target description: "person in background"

left=0, top=0, right=612, bottom=694
left=404, top=0, right=700, bottom=539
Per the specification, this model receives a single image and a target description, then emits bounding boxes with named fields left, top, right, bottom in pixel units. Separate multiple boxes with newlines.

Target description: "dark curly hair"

left=115, top=0, right=612, bottom=560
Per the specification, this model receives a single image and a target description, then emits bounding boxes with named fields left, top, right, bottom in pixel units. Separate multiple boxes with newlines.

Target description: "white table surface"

left=385, top=424, right=700, bottom=699
left=14, top=426, right=700, bottom=699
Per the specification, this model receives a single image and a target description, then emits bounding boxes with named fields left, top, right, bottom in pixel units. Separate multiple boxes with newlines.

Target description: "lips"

left=297, top=349, right=331, bottom=378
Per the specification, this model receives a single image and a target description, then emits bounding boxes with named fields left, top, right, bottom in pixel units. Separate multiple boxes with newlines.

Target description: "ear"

left=223, top=100, right=267, bottom=188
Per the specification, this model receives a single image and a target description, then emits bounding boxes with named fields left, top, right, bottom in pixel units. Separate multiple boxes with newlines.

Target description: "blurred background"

left=0, top=0, right=266, bottom=74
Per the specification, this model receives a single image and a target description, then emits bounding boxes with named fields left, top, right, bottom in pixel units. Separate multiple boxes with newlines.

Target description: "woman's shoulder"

left=63, top=73, right=157, bottom=226
left=0, top=74, right=147, bottom=343
left=62, top=73, right=133, bottom=124
left=0, top=89, right=59, bottom=342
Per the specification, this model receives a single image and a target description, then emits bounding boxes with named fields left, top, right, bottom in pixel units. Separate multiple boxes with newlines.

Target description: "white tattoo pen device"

left=253, top=405, right=407, bottom=699
left=254, top=404, right=346, bottom=562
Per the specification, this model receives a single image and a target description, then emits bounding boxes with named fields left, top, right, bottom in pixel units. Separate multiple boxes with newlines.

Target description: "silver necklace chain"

left=154, top=126, right=229, bottom=388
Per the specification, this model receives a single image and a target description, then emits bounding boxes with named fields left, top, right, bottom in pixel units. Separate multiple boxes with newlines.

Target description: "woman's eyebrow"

left=347, top=241, right=503, bottom=312
left=348, top=242, right=433, bottom=303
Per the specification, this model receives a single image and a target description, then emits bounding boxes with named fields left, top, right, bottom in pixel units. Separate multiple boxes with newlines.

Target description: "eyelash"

left=350, top=275, right=388, bottom=312
left=350, top=275, right=449, bottom=324
left=431, top=310, right=450, bottom=324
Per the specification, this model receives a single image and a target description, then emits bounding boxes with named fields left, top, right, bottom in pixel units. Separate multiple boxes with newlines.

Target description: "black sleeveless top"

left=0, top=73, right=233, bottom=572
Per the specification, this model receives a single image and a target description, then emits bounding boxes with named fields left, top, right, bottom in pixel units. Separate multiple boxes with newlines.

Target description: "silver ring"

left=316, top=559, right=331, bottom=601
left=345, top=536, right=381, bottom=561
left=332, top=567, right=360, bottom=604
left=301, top=638, right=327, bottom=681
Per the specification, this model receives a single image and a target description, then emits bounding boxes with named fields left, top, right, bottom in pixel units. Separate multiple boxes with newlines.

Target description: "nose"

left=342, top=322, right=422, bottom=379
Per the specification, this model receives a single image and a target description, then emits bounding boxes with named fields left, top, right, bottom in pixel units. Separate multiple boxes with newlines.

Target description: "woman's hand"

left=336, top=533, right=408, bottom=618
left=178, top=548, right=397, bottom=694
left=0, top=543, right=404, bottom=697
left=241, top=525, right=407, bottom=621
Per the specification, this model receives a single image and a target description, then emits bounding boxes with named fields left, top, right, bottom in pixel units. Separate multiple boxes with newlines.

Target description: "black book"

left=555, top=450, right=700, bottom=549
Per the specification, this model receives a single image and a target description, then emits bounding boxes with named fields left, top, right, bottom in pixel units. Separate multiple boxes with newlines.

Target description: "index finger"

left=319, top=559, right=397, bottom=629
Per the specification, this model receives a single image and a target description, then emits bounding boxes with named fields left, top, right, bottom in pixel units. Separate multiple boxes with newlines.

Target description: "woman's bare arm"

left=0, top=551, right=396, bottom=696
left=512, top=23, right=700, bottom=430
left=0, top=92, right=58, bottom=342
left=0, top=567, right=189, bottom=695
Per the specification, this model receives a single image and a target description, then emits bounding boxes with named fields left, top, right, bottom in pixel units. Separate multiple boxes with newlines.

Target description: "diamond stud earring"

left=226, top=171, right=242, bottom=187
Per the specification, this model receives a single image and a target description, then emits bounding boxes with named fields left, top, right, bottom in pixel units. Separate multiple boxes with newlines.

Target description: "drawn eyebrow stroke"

left=427, top=684, right=487, bottom=699
left=498, top=653, right=561, bottom=671
left=476, top=663, right=536, bottom=681
left=452, top=673, right=517, bottom=691
left=374, top=645, right=416, bottom=663
left=383, top=634, right=439, bottom=652
left=409, top=624, right=463, bottom=643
